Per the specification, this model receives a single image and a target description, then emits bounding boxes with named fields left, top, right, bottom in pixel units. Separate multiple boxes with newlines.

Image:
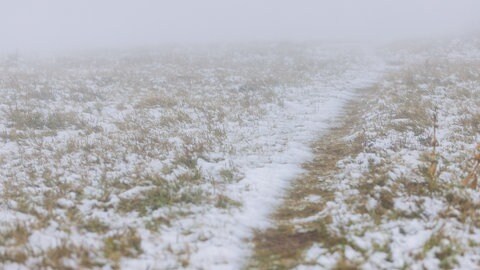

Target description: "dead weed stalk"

left=461, top=143, right=480, bottom=189
left=426, top=107, right=439, bottom=189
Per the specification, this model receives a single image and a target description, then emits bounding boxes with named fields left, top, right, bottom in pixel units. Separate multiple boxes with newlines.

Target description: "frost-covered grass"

left=0, top=43, right=382, bottom=269
left=251, top=38, right=480, bottom=269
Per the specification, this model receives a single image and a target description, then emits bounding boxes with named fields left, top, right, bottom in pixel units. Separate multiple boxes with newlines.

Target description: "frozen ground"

left=0, top=43, right=384, bottom=269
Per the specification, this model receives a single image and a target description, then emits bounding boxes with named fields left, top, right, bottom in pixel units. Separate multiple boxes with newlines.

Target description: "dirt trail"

left=247, top=86, right=377, bottom=269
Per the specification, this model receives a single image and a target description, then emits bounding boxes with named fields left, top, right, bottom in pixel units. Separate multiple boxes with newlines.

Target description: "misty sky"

left=1, top=0, right=480, bottom=52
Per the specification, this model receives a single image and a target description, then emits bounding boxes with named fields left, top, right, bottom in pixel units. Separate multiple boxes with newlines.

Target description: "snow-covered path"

left=148, top=53, right=387, bottom=269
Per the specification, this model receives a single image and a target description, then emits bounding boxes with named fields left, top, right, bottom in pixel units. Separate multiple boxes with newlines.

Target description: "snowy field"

left=2, top=0, right=480, bottom=269
left=251, top=37, right=480, bottom=270
left=1, top=37, right=480, bottom=269
left=0, top=43, right=383, bottom=269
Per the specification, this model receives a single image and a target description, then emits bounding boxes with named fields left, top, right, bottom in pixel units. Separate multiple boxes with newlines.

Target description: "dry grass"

left=103, top=228, right=143, bottom=263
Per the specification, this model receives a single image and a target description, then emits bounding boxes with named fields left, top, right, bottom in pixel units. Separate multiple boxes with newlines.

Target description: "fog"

left=1, top=0, right=480, bottom=52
